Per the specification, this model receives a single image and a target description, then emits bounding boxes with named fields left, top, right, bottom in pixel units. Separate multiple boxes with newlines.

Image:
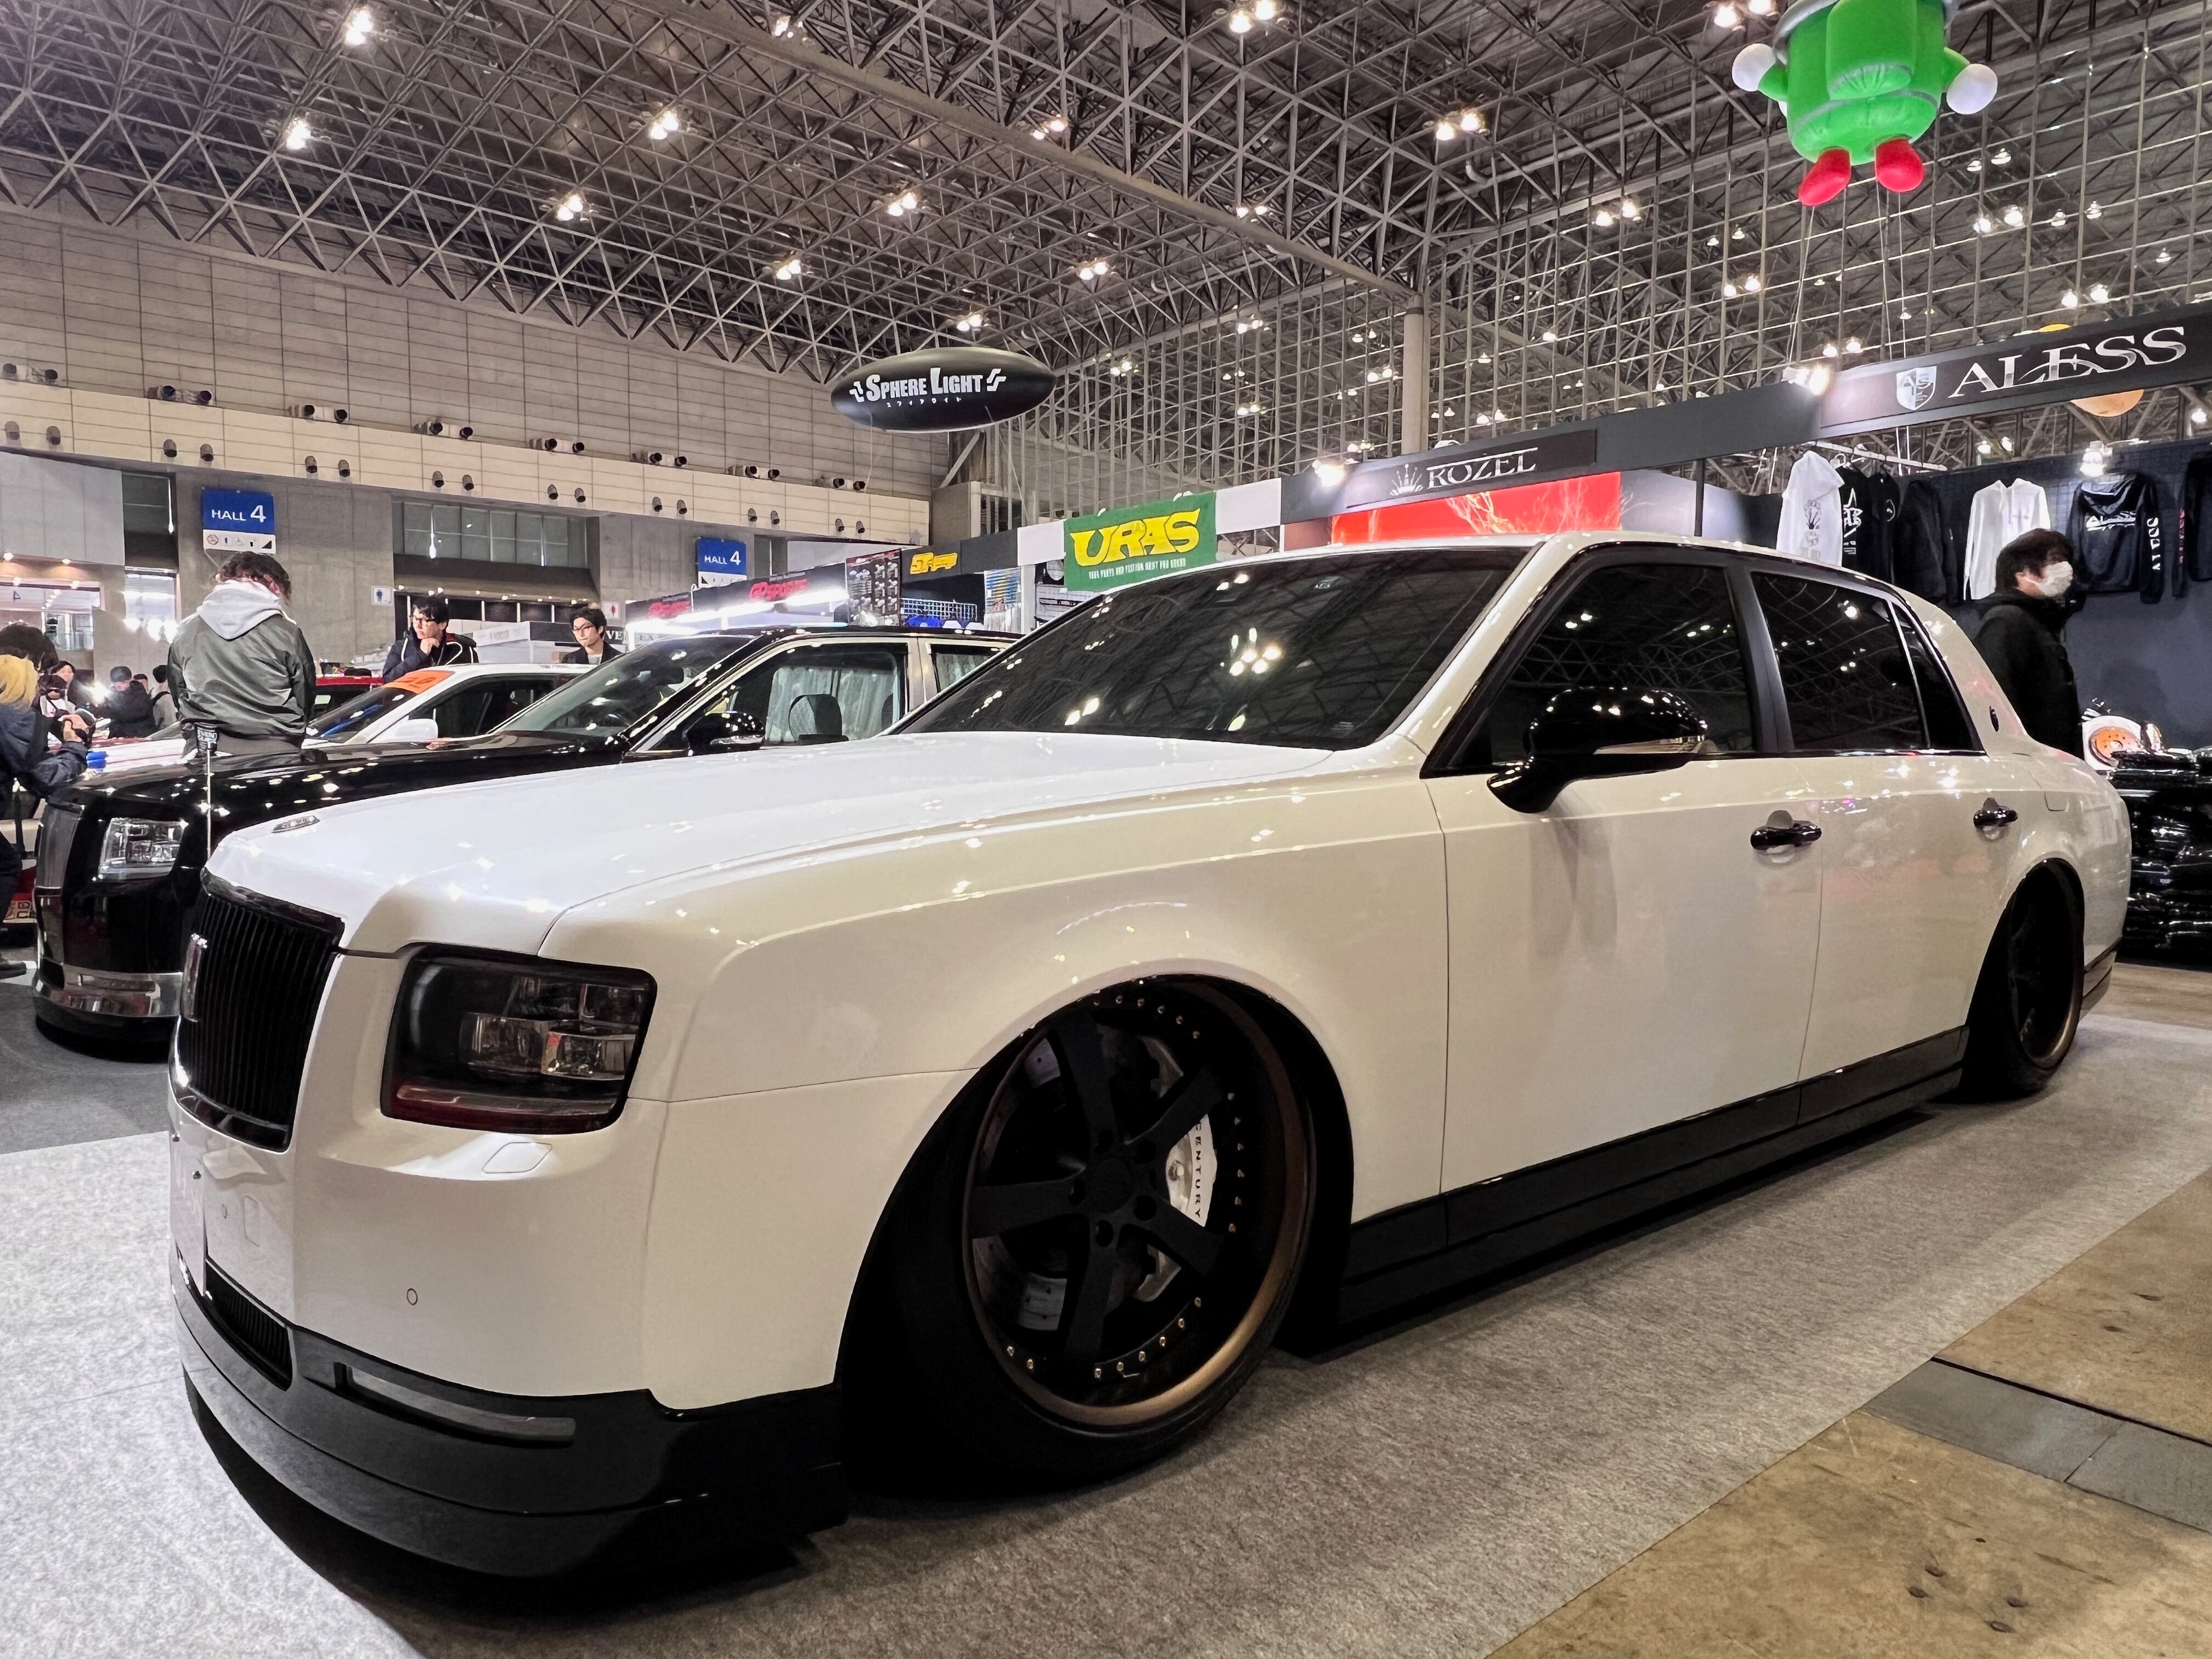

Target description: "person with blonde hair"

left=0, top=625, right=90, bottom=979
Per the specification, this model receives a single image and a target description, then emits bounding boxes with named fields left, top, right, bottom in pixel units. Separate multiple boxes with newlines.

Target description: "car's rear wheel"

left=856, top=980, right=1315, bottom=1485
left=1961, top=869, right=2084, bottom=1098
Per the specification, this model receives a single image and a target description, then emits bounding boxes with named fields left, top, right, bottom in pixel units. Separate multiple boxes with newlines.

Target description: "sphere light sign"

left=831, top=347, right=1055, bottom=432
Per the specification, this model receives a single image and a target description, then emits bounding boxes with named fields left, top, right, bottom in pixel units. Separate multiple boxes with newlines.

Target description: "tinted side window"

left=1898, top=614, right=1979, bottom=751
left=1753, top=573, right=1925, bottom=752
left=932, top=646, right=995, bottom=693
left=1478, top=562, right=1754, bottom=766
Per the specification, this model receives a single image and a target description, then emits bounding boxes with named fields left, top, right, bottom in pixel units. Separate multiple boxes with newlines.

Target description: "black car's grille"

left=174, top=881, right=342, bottom=1150
left=204, top=1262, right=294, bottom=1386
left=33, top=805, right=78, bottom=889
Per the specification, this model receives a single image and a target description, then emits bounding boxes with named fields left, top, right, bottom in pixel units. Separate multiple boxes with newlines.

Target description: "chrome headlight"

left=385, top=953, right=654, bottom=1133
left=99, top=817, right=185, bottom=878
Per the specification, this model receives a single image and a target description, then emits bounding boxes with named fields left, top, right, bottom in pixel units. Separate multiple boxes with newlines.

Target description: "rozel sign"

left=1337, top=427, right=1601, bottom=511
left=1821, top=302, right=2212, bottom=436
left=830, top=346, right=1056, bottom=432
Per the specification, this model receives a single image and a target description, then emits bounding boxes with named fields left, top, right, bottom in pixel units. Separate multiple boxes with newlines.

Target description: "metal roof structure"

left=6, top=0, right=2208, bottom=500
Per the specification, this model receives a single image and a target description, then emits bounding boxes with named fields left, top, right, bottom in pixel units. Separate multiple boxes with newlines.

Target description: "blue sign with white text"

left=201, top=490, right=275, bottom=535
left=696, top=537, right=748, bottom=579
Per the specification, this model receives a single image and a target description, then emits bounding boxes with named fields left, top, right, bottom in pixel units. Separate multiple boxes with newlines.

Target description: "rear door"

left=1427, top=551, right=1825, bottom=1192
left=1748, top=568, right=2020, bottom=1078
left=428, top=673, right=568, bottom=738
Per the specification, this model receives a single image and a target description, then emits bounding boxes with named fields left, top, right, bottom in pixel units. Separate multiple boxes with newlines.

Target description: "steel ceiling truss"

left=1, top=0, right=2204, bottom=501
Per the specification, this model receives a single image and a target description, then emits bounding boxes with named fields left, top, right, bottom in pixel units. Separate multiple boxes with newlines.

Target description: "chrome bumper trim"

left=36, top=964, right=184, bottom=1020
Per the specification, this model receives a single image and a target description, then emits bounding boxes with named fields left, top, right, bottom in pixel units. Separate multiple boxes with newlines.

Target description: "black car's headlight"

left=385, top=953, right=655, bottom=1133
left=99, top=817, right=185, bottom=878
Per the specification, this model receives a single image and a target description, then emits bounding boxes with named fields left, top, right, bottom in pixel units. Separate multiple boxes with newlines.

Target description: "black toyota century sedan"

left=34, top=625, right=1007, bottom=1046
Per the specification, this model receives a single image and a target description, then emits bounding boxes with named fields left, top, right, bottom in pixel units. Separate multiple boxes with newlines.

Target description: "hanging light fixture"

left=647, top=109, right=681, bottom=142
left=554, top=191, right=586, bottom=222
left=283, top=116, right=312, bottom=151
left=342, top=6, right=374, bottom=47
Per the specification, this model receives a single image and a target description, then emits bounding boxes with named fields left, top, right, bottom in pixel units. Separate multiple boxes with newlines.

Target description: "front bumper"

left=174, top=1253, right=847, bottom=1576
left=35, top=961, right=182, bottom=1030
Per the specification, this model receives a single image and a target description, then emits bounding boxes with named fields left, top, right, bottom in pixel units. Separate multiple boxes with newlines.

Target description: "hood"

left=195, top=580, right=288, bottom=641
left=210, top=731, right=1328, bottom=953
left=0, top=653, right=35, bottom=709
left=58, top=729, right=611, bottom=825
left=1787, top=450, right=1843, bottom=494
left=1982, top=588, right=2072, bottom=629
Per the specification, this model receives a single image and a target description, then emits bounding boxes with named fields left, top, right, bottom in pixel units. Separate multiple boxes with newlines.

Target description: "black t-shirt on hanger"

left=2181, top=452, right=2212, bottom=594
left=1836, top=467, right=1900, bottom=582
left=1889, top=477, right=1955, bottom=603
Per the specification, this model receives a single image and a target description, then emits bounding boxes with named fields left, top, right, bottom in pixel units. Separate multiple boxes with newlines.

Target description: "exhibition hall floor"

left=4, top=967, right=2210, bottom=1659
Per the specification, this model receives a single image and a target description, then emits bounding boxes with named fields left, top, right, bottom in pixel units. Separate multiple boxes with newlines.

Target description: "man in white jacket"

left=165, top=551, right=317, bottom=755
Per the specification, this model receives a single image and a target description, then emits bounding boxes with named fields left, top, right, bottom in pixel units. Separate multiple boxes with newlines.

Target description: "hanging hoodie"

left=1836, top=467, right=1900, bottom=582
left=2181, top=452, right=2212, bottom=595
left=2066, top=472, right=2165, bottom=602
left=1888, top=477, right=1956, bottom=603
left=1778, top=451, right=1844, bottom=566
left=1963, top=478, right=2051, bottom=600
left=166, top=579, right=316, bottom=742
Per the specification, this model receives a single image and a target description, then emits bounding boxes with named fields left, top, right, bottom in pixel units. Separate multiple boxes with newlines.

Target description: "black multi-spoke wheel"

left=855, top=981, right=1314, bottom=1481
left=1962, top=870, right=2084, bottom=1098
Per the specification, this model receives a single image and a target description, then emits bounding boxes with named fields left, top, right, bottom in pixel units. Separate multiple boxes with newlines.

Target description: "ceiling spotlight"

left=1731, top=225, right=1747, bottom=240
left=1108, top=357, right=1135, bottom=377
left=1254, top=0, right=1280, bottom=17
left=2081, top=442, right=2109, bottom=478
left=1075, top=257, right=1111, bottom=281
left=1743, top=273, right=1762, bottom=292
left=2088, top=281, right=2111, bottom=304
left=1972, top=213, right=1995, bottom=235
left=1746, top=0, right=1774, bottom=13
left=1311, top=458, right=1346, bottom=486
left=2192, top=408, right=2208, bottom=426
left=2050, top=210, right=2068, bottom=228
left=1593, top=209, right=1616, bottom=229
left=1805, top=364, right=1832, bottom=396
left=1618, top=198, right=1640, bottom=219
left=1714, top=3, right=1741, bottom=27
left=772, top=256, right=803, bottom=281
left=1722, top=281, right=1740, bottom=298
left=884, top=188, right=921, bottom=218
left=648, top=109, right=681, bottom=142
left=1977, top=438, right=1993, bottom=456
left=2157, top=247, right=2172, bottom=265
left=1990, top=146, right=2012, bottom=165
left=2059, top=288, right=2079, bottom=308
left=1435, top=119, right=1457, bottom=142
left=342, top=6, right=374, bottom=47
left=1843, top=336, right=1863, bottom=354
left=2086, top=200, right=2103, bottom=220
left=2000, top=435, right=2014, bottom=452
left=283, top=116, right=312, bottom=151
left=2001, top=204, right=2025, bottom=229
left=1047, top=114, right=1068, bottom=134
left=1228, top=7, right=1254, bottom=33
left=555, top=191, right=586, bottom=222
left=1821, top=341, right=1839, bottom=358
left=1476, top=351, right=1491, bottom=364
left=1457, top=109, right=1483, bottom=133
left=1966, top=158, right=1983, bottom=173
left=769, top=13, right=797, bottom=36
left=953, top=311, right=985, bottom=334
left=1540, top=329, right=1558, bottom=343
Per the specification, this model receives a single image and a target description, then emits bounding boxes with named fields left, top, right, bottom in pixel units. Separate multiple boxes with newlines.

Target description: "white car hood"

left=209, top=731, right=1326, bottom=953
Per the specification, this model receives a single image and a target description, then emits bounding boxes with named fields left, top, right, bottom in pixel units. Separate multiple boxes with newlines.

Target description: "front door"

left=1748, top=570, right=2021, bottom=1077
left=1428, top=556, right=1824, bottom=1192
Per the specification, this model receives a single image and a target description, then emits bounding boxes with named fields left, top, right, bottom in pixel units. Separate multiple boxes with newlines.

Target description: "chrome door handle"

left=1973, top=802, right=2020, bottom=831
left=1750, top=820, right=1822, bottom=851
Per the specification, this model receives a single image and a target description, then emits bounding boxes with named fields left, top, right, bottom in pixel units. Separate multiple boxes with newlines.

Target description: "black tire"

left=1960, top=869, right=2084, bottom=1098
left=851, top=980, right=1315, bottom=1486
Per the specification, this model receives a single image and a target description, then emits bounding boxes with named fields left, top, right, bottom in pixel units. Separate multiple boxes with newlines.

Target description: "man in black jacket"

left=381, top=596, right=480, bottom=681
left=1974, top=529, right=2083, bottom=755
left=101, top=665, right=160, bottom=738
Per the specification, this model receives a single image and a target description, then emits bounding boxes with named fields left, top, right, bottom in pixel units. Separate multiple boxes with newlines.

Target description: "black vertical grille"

left=174, top=879, right=341, bottom=1150
left=205, top=1262, right=294, bottom=1386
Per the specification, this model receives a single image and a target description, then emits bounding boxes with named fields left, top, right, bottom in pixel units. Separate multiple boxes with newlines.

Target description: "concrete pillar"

left=1400, top=308, right=1430, bottom=455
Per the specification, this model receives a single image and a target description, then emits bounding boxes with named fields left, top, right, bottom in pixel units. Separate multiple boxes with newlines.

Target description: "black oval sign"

left=831, top=346, right=1056, bottom=432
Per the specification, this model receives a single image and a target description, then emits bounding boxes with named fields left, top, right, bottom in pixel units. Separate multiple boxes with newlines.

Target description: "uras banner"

left=1063, top=495, right=1215, bottom=592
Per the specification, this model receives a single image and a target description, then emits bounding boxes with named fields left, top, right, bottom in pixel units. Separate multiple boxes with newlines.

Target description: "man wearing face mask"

left=1974, top=529, right=2084, bottom=755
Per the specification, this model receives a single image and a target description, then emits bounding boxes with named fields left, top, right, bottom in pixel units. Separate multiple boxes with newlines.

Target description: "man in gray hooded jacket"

left=166, top=551, right=316, bottom=754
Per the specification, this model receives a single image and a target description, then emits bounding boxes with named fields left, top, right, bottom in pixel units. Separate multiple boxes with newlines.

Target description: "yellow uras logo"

left=1068, top=507, right=1203, bottom=568
left=908, top=551, right=958, bottom=575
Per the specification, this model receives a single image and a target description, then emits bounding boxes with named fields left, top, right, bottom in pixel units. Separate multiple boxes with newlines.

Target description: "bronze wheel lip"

left=961, top=981, right=1311, bottom=1432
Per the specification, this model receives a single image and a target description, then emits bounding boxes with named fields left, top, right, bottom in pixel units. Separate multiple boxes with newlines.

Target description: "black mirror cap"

left=1489, top=686, right=1707, bottom=814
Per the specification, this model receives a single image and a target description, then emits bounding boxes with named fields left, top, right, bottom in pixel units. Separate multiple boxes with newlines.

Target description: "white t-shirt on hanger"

left=1964, top=478, right=2051, bottom=599
left=1778, top=451, right=1845, bottom=566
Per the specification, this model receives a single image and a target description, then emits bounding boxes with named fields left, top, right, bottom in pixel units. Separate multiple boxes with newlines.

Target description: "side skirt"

left=2082, top=944, right=2118, bottom=1012
left=1335, top=1028, right=1967, bottom=1325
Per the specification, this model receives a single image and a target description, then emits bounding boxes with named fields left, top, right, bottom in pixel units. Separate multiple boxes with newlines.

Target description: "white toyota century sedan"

left=168, top=534, right=2129, bottom=1575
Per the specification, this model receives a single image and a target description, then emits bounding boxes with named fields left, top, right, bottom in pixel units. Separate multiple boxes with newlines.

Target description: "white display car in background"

left=171, top=534, right=2128, bottom=1575
left=93, top=663, right=581, bottom=774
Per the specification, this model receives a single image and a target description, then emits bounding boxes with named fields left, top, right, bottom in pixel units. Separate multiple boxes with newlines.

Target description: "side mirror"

left=1489, top=686, right=1708, bottom=814
left=381, top=716, right=440, bottom=745
left=685, top=712, right=765, bottom=755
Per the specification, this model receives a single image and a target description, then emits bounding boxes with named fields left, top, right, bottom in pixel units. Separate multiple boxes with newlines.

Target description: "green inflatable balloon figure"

left=1733, top=0, right=1997, bottom=206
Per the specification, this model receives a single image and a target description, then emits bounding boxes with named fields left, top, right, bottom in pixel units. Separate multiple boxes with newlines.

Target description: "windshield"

left=904, top=549, right=1525, bottom=749
left=307, top=683, right=413, bottom=741
left=498, top=637, right=740, bottom=736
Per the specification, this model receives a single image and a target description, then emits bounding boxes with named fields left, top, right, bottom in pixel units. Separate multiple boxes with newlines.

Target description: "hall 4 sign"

left=1821, top=301, right=2212, bottom=435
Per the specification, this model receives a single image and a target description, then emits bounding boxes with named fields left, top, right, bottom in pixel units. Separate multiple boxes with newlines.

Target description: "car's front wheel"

left=1961, top=868, right=2084, bottom=1098
left=855, top=980, right=1315, bottom=1485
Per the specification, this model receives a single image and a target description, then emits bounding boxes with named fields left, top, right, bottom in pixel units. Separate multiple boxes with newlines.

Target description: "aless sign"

left=831, top=346, right=1056, bottom=432
left=1063, top=495, right=1215, bottom=592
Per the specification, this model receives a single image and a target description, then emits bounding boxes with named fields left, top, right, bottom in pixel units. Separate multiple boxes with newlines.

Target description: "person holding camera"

left=0, top=625, right=91, bottom=977
left=167, top=551, right=317, bottom=756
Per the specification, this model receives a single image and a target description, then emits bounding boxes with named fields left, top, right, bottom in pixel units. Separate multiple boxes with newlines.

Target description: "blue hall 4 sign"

left=200, top=488, right=275, bottom=555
